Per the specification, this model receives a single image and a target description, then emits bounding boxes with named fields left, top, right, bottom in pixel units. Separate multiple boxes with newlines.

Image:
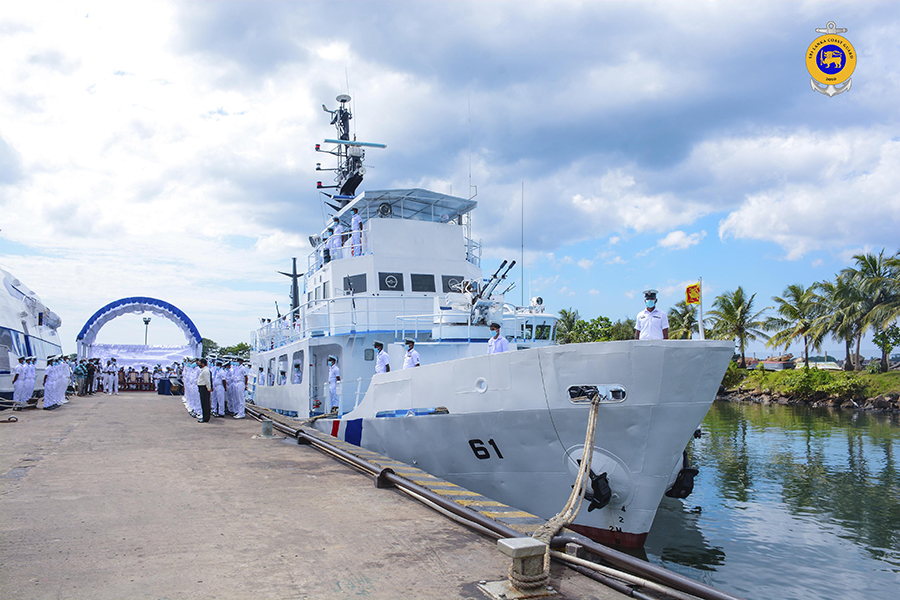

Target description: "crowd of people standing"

left=182, top=356, right=248, bottom=422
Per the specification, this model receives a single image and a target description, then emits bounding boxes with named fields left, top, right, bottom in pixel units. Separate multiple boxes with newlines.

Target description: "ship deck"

left=0, top=391, right=626, bottom=599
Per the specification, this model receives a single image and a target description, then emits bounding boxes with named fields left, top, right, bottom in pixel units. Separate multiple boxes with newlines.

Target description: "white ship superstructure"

left=1, top=267, right=63, bottom=400
left=250, top=96, right=732, bottom=548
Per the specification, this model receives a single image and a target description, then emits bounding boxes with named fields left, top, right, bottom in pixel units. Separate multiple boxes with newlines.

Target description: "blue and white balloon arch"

left=76, top=297, right=203, bottom=359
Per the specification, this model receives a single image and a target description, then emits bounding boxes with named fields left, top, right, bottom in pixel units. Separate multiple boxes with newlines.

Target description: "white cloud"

left=716, top=131, right=900, bottom=259
left=658, top=230, right=706, bottom=250
left=577, top=258, right=594, bottom=270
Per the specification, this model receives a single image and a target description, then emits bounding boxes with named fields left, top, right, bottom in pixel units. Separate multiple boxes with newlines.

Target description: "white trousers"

left=13, top=379, right=27, bottom=403
left=232, top=383, right=245, bottom=417
left=213, top=385, right=225, bottom=415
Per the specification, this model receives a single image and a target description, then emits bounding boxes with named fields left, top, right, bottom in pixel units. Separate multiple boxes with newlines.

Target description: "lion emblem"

left=820, top=49, right=843, bottom=69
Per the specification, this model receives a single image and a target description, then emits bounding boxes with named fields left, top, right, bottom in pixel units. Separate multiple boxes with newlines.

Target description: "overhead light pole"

left=143, top=317, right=151, bottom=345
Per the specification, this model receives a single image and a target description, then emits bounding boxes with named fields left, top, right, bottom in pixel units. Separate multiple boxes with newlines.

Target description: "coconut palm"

left=811, top=275, right=867, bottom=370
left=707, top=287, right=770, bottom=368
left=841, top=250, right=900, bottom=371
left=668, top=300, right=699, bottom=340
left=557, top=308, right=580, bottom=344
left=765, top=284, right=823, bottom=368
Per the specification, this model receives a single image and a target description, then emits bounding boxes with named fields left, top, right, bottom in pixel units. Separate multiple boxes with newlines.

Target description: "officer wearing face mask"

left=487, top=322, right=509, bottom=354
left=402, top=338, right=420, bottom=369
left=635, top=289, right=669, bottom=340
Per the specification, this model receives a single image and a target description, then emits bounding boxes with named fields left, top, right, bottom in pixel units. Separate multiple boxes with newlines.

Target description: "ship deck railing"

left=252, top=295, right=434, bottom=352
left=251, top=296, right=557, bottom=353
left=394, top=311, right=557, bottom=345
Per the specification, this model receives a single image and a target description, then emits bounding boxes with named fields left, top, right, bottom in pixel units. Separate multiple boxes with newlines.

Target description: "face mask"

left=406, top=345, right=412, bottom=351
left=645, top=299, right=656, bottom=308
left=492, top=330, right=499, bottom=338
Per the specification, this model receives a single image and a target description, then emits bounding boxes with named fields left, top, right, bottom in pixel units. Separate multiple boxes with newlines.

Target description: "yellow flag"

left=686, top=282, right=701, bottom=305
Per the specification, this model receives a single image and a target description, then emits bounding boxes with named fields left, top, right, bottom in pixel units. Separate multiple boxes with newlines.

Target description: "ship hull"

left=299, top=339, right=733, bottom=547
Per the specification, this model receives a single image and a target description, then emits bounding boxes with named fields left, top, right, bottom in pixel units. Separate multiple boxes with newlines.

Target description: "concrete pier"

left=1, top=392, right=624, bottom=599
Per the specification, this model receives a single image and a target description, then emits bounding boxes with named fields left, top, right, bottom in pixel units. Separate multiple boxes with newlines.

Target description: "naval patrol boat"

left=1, top=267, right=64, bottom=402
left=250, top=96, right=733, bottom=548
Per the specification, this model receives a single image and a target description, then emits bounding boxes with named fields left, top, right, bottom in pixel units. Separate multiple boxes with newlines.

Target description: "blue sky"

left=1, top=1, right=898, bottom=360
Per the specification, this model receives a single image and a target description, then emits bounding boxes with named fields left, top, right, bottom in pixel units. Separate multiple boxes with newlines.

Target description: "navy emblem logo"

left=807, top=22, right=857, bottom=97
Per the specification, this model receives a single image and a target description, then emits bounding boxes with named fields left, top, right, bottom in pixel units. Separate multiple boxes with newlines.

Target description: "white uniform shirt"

left=375, top=350, right=390, bottom=374
left=328, top=364, right=340, bottom=386
left=233, top=364, right=247, bottom=387
left=402, top=348, right=420, bottom=369
left=14, top=362, right=26, bottom=382
left=351, top=213, right=362, bottom=255
left=635, top=308, right=669, bottom=340
left=26, top=363, right=36, bottom=380
left=487, top=334, right=510, bottom=354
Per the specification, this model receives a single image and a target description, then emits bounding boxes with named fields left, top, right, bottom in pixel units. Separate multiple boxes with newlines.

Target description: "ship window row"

left=334, top=273, right=465, bottom=294
left=260, top=351, right=304, bottom=386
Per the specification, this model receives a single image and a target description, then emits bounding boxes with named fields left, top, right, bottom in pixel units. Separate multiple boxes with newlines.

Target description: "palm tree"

left=765, top=284, right=822, bottom=368
left=841, top=250, right=900, bottom=371
left=668, top=300, right=699, bottom=339
left=706, top=287, right=770, bottom=367
left=811, top=275, right=867, bottom=370
left=557, top=308, right=579, bottom=344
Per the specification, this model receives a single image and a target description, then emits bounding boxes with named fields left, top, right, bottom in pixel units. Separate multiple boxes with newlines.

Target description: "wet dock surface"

left=1, top=392, right=624, bottom=600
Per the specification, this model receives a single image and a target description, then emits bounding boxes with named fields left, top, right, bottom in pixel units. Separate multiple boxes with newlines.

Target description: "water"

left=644, top=400, right=900, bottom=600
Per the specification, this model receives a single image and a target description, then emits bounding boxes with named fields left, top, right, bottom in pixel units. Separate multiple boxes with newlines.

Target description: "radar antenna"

left=315, top=94, right=386, bottom=204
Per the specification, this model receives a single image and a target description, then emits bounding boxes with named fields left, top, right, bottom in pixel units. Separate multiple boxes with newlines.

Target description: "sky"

left=1, top=1, right=898, bottom=360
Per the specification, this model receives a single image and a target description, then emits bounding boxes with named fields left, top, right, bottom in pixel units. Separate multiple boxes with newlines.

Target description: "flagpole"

left=698, top=276, right=705, bottom=340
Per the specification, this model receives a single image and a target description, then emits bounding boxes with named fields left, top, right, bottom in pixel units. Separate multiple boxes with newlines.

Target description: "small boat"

left=250, top=96, right=732, bottom=547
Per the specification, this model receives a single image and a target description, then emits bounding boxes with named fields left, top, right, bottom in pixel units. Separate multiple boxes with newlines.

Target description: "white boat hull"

left=298, top=339, right=732, bottom=547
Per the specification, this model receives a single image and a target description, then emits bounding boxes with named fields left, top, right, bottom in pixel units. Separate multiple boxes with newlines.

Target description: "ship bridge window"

left=442, top=275, right=464, bottom=293
left=292, top=350, right=304, bottom=384
left=277, top=354, right=288, bottom=385
left=411, top=274, right=435, bottom=292
left=521, top=323, right=533, bottom=340
left=536, top=324, right=552, bottom=340
left=379, top=272, right=404, bottom=291
left=343, top=274, right=367, bottom=294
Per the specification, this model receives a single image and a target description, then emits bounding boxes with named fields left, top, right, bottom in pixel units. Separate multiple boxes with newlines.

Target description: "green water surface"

left=644, top=401, right=900, bottom=600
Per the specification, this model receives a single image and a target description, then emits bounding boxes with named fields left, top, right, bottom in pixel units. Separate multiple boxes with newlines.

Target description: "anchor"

left=810, top=78, right=851, bottom=98
left=809, top=22, right=853, bottom=97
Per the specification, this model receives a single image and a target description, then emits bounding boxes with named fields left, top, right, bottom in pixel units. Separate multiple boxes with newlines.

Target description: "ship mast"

left=315, top=94, right=385, bottom=211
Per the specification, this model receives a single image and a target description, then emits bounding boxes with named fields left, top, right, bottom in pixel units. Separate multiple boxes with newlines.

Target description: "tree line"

left=557, top=248, right=900, bottom=373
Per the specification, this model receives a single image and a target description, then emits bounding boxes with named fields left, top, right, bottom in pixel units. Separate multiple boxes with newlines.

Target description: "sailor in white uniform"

left=331, top=217, right=344, bottom=260
left=635, top=289, right=669, bottom=340
left=25, top=357, right=36, bottom=400
left=12, top=356, right=27, bottom=404
left=42, top=356, right=60, bottom=410
left=231, top=358, right=247, bottom=419
left=402, top=339, right=420, bottom=369
left=212, top=360, right=227, bottom=417
left=102, top=360, right=112, bottom=393
left=327, top=355, right=341, bottom=413
left=487, top=322, right=510, bottom=354
left=350, top=207, right=362, bottom=256
left=109, top=358, right=119, bottom=395
left=373, top=341, right=390, bottom=374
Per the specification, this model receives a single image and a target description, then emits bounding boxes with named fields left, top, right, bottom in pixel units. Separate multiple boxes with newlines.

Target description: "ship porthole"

left=475, top=377, right=487, bottom=393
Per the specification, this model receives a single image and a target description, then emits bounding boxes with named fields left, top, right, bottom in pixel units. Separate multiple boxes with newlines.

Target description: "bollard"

left=261, top=420, right=274, bottom=437
left=498, top=537, right=550, bottom=592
